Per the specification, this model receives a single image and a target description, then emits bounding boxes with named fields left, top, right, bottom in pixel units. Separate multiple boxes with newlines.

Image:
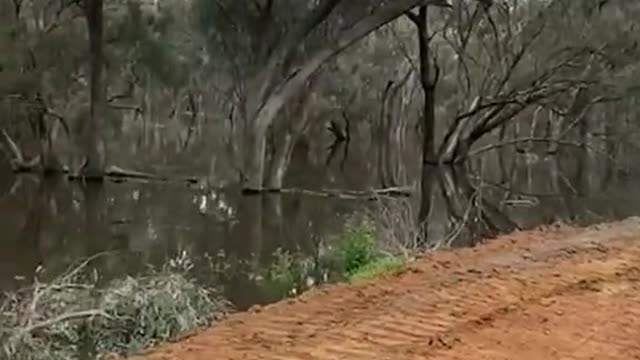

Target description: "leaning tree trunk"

left=265, top=109, right=312, bottom=190
left=377, top=72, right=410, bottom=188
left=81, top=0, right=106, bottom=179
left=438, top=101, right=532, bottom=164
left=238, top=66, right=313, bottom=192
left=241, top=125, right=268, bottom=192
left=265, top=75, right=318, bottom=190
left=238, top=0, right=454, bottom=192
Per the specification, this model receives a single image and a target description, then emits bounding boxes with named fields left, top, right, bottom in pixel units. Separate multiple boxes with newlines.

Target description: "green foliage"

left=256, top=248, right=318, bottom=300
left=335, top=220, right=377, bottom=275
left=348, top=256, right=406, bottom=281
left=329, top=219, right=409, bottom=282
left=264, top=248, right=301, bottom=298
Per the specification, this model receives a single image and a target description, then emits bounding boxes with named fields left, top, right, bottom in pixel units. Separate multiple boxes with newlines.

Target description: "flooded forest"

left=1, top=0, right=640, bottom=317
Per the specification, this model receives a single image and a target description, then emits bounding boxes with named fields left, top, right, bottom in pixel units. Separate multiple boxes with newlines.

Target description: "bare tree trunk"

left=408, top=6, right=438, bottom=165
left=238, top=0, right=453, bottom=192
left=437, top=115, right=477, bottom=164
left=266, top=131, right=293, bottom=190
left=81, top=0, right=106, bottom=179
left=529, top=106, right=542, bottom=152
left=417, top=164, right=436, bottom=243
left=601, top=105, right=617, bottom=188
left=546, top=108, right=563, bottom=154
left=32, top=95, right=62, bottom=173
left=377, top=81, right=394, bottom=188
left=265, top=77, right=317, bottom=190
left=385, top=87, right=401, bottom=187
left=265, top=109, right=312, bottom=190
left=407, top=6, right=440, bottom=234
left=438, top=102, right=529, bottom=163
left=377, top=72, right=411, bottom=188
left=439, top=165, right=517, bottom=243
left=241, top=118, right=270, bottom=192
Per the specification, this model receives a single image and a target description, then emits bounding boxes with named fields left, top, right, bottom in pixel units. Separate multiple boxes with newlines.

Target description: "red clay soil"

left=127, top=218, right=640, bottom=360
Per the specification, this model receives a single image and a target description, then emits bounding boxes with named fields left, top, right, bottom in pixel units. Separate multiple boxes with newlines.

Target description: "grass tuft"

left=348, top=256, right=406, bottom=281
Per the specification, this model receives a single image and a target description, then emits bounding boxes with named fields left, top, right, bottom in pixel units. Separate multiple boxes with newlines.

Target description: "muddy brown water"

left=1, top=146, right=639, bottom=310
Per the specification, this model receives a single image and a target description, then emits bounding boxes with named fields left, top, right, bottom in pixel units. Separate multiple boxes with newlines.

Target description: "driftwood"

left=2, top=128, right=405, bottom=197
left=2, top=129, right=202, bottom=184
left=6, top=156, right=199, bottom=185
left=65, top=165, right=166, bottom=181
left=66, top=165, right=200, bottom=184
left=253, top=186, right=414, bottom=200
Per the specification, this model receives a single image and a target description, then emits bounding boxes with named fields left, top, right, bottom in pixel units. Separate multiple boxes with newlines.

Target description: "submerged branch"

left=2, top=129, right=25, bottom=164
left=271, top=186, right=414, bottom=200
left=1, top=129, right=42, bottom=172
left=468, top=137, right=585, bottom=157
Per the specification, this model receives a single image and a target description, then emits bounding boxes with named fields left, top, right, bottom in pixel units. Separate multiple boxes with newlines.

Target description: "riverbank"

left=127, top=217, right=640, bottom=360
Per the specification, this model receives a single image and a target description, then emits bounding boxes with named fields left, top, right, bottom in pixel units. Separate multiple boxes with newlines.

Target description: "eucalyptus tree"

left=193, top=0, right=453, bottom=191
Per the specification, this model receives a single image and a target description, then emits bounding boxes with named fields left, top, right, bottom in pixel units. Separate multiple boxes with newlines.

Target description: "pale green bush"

left=1, top=252, right=230, bottom=360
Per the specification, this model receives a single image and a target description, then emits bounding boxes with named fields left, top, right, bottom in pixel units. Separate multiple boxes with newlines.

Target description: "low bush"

left=1, top=252, right=230, bottom=360
left=348, top=256, right=406, bottom=281
left=333, top=217, right=413, bottom=282
left=258, top=248, right=312, bottom=299
left=335, top=220, right=377, bottom=275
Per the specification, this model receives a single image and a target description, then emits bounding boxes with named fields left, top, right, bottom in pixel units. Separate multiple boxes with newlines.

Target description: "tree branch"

left=468, top=137, right=585, bottom=157
left=405, top=10, right=421, bottom=25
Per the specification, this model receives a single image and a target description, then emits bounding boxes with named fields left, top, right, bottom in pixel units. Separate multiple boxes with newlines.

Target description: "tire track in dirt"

left=129, top=218, right=640, bottom=360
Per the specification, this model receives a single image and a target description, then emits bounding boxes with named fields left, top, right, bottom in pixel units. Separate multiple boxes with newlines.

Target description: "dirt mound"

left=128, top=218, right=640, bottom=360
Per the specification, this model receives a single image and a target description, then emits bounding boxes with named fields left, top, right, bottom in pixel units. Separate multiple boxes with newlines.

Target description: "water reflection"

left=1, top=149, right=639, bottom=309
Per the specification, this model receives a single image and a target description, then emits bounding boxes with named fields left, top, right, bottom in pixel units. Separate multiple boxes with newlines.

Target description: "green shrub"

left=263, top=248, right=300, bottom=298
left=256, top=248, right=321, bottom=300
left=336, top=220, right=377, bottom=275
left=348, top=256, right=406, bottom=281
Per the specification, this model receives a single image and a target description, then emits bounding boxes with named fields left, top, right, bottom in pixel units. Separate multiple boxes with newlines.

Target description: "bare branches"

left=429, top=0, right=640, bottom=163
left=1, top=129, right=25, bottom=164
left=468, top=137, right=585, bottom=157
left=252, top=0, right=343, bottom=109
left=15, top=310, right=111, bottom=338
left=10, top=0, right=23, bottom=20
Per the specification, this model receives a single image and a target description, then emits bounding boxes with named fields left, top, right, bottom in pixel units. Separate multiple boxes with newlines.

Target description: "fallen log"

left=248, top=186, right=414, bottom=200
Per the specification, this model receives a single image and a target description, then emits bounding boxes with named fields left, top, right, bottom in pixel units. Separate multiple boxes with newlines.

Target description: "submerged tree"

left=193, top=0, right=453, bottom=191
left=1, top=0, right=638, bottom=196
left=79, top=0, right=106, bottom=179
left=375, top=0, right=640, bottom=235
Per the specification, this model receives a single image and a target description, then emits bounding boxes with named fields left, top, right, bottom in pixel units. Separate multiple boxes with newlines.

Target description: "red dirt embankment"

left=129, top=218, right=640, bottom=360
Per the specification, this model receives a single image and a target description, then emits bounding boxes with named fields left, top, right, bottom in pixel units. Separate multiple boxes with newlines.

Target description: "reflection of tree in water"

left=212, top=190, right=360, bottom=309
left=421, top=166, right=518, bottom=247
left=1, top=144, right=640, bottom=308
left=417, top=146, right=639, bottom=248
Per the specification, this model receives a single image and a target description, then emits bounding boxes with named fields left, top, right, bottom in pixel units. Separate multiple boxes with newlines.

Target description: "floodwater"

left=1, top=140, right=639, bottom=310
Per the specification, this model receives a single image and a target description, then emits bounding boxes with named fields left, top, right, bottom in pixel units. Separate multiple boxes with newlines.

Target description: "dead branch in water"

left=467, top=137, right=585, bottom=157
left=1, top=128, right=42, bottom=172
left=273, top=186, right=413, bottom=200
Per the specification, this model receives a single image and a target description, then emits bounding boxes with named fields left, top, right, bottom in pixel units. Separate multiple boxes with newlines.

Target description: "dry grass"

left=0, top=252, right=230, bottom=360
left=369, top=196, right=424, bottom=255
